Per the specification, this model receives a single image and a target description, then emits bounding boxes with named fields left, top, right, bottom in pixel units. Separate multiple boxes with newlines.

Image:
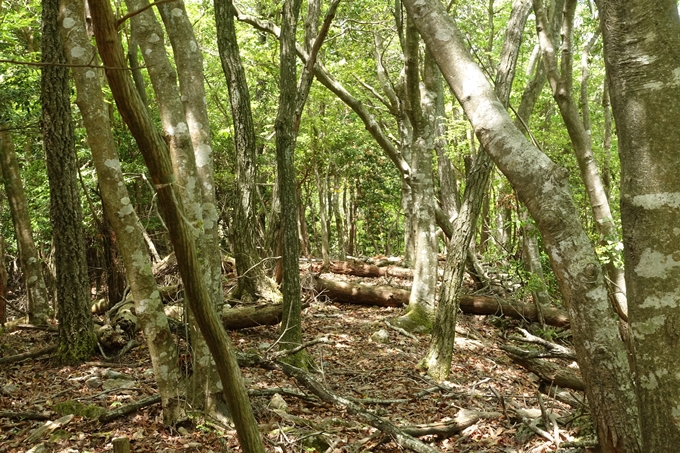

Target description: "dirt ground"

left=0, top=273, right=592, bottom=453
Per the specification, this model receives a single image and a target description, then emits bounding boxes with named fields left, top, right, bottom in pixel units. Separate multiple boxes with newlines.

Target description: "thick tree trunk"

left=88, top=3, right=264, bottom=451
left=395, top=16, right=438, bottom=334
left=0, top=128, right=50, bottom=326
left=59, top=0, right=186, bottom=425
left=402, top=1, right=640, bottom=451
left=597, top=1, right=680, bottom=451
left=276, top=0, right=308, bottom=368
left=41, top=0, right=96, bottom=364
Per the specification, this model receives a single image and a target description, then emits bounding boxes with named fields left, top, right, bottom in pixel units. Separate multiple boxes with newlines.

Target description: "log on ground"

left=311, top=260, right=414, bottom=279
left=501, top=344, right=585, bottom=391
left=313, top=276, right=570, bottom=327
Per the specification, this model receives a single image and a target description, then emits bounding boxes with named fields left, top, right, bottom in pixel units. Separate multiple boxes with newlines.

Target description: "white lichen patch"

left=70, top=46, right=86, bottom=59
left=118, top=203, right=134, bottom=217
left=125, top=225, right=134, bottom=233
left=639, top=371, right=659, bottom=390
left=632, top=192, right=680, bottom=209
left=145, top=48, right=152, bottom=56
left=635, top=248, right=680, bottom=279
left=195, top=144, right=212, bottom=167
left=62, top=17, right=76, bottom=29
left=632, top=315, right=666, bottom=339
left=148, top=33, right=161, bottom=43
left=86, top=70, right=96, bottom=79
left=175, top=122, right=188, bottom=134
left=104, top=158, right=121, bottom=170
left=171, top=7, right=183, bottom=17
left=28, top=257, right=37, bottom=264
left=131, top=250, right=153, bottom=276
left=28, top=276, right=38, bottom=284
left=640, top=291, right=679, bottom=309
left=190, top=40, right=198, bottom=52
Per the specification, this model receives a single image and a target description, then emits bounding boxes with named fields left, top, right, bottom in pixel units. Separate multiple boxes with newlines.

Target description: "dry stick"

left=99, top=394, right=161, bottom=423
left=238, top=353, right=442, bottom=453
left=0, top=411, right=50, bottom=421
left=0, top=344, right=57, bottom=364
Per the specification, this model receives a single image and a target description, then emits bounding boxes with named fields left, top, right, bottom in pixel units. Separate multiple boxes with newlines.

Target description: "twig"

left=269, top=337, right=330, bottom=360
left=0, top=344, right=57, bottom=365
left=0, top=411, right=50, bottom=421
left=99, top=394, right=161, bottom=423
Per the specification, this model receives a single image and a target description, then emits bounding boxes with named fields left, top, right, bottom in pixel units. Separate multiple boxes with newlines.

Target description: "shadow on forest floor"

left=0, top=273, right=594, bottom=453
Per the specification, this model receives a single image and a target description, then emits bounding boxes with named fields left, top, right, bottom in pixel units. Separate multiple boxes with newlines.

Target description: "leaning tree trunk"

left=88, top=2, right=264, bottom=451
left=597, top=0, right=680, bottom=451
left=0, top=128, right=50, bottom=326
left=126, top=0, right=221, bottom=414
left=402, top=1, right=641, bottom=452
left=59, top=0, right=186, bottom=425
left=41, top=0, right=96, bottom=364
left=421, top=0, right=531, bottom=381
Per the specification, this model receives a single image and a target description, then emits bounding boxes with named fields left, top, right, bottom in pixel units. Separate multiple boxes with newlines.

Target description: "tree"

left=41, top=0, right=96, bottom=364
left=59, top=0, right=186, bottom=425
left=0, top=127, right=50, bottom=326
left=401, top=1, right=641, bottom=451
left=213, top=0, right=280, bottom=304
left=88, top=1, right=264, bottom=450
left=596, top=0, right=680, bottom=450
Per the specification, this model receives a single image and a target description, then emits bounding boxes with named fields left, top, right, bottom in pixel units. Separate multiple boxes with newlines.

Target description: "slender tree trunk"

left=88, top=2, right=264, bottom=450
left=42, top=0, right=96, bottom=364
left=533, top=0, right=627, bottom=319
left=126, top=0, right=222, bottom=413
left=403, top=1, right=641, bottom=452
left=0, top=128, right=50, bottom=326
left=421, top=0, right=531, bottom=380
left=59, top=0, right=186, bottom=425
left=314, top=156, right=331, bottom=269
left=276, top=0, right=308, bottom=367
left=597, top=0, right=680, bottom=450
left=156, top=0, right=227, bottom=314
left=214, top=0, right=280, bottom=304
left=332, top=174, right=346, bottom=260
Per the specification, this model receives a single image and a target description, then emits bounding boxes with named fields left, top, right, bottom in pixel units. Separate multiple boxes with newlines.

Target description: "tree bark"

left=42, top=0, right=96, bottom=364
left=0, top=128, right=50, bottom=326
left=126, top=0, right=221, bottom=412
left=214, top=0, right=280, bottom=304
left=88, top=3, right=264, bottom=451
left=401, top=1, right=640, bottom=451
left=59, top=0, right=186, bottom=425
left=597, top=0, right=680, bottom=450
left=421, top=0, right=530, bottom=381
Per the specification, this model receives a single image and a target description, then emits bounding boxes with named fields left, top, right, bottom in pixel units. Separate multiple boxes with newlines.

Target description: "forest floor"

left=0, top=270, right=594, bottom=453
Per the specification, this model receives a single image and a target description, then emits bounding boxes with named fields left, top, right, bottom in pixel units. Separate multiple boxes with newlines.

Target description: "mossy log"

left=313, top=276, right=570, bottom=328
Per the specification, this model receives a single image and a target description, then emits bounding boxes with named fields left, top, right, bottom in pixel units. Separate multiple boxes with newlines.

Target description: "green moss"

left=391, top=306, right=433, bottom=334
left=54, top=401, right=106, bottom=419
left=56, top=333, right=97, bottom=365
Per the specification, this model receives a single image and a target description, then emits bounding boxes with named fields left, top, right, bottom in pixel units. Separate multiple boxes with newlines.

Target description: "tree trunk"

left=276, top=0, right=308, bottom=368
left=88, top=3, right=264, bottom=451
left=214, top=0, right=280, bottom=304
left=59, top=0, right=186, bottom=425
left=126, top=0, right=222, bottom=413
left=597, top=0, right=680, bottom=450
left=42, top=0, right=96, bottom=364
left=533, top=0, right=628, bottom=320
left=0, top=128, right=50, bottom=326
left=402, top=1, right=641, bottom=451
left=421, top=0, right=530, bottom=381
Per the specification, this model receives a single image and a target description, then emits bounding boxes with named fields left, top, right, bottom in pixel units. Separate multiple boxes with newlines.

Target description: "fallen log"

left=501, top=344, right=585, bottom=391
left=313, top=276, right=570, bottom=328
left=0, top=344, right=57, bottom=365
left=311, top=260, right=414, bottom=279
left=99, top=394, right=162, bottom=423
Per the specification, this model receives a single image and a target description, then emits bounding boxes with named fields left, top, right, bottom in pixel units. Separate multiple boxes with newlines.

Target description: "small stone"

left=269, top=393, right=288, bottom=412
left=371, top=329, right=390, bottom=344
left=102, top=379, right=136, bottom=390
left=85, top=377, right=102, bottom=389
